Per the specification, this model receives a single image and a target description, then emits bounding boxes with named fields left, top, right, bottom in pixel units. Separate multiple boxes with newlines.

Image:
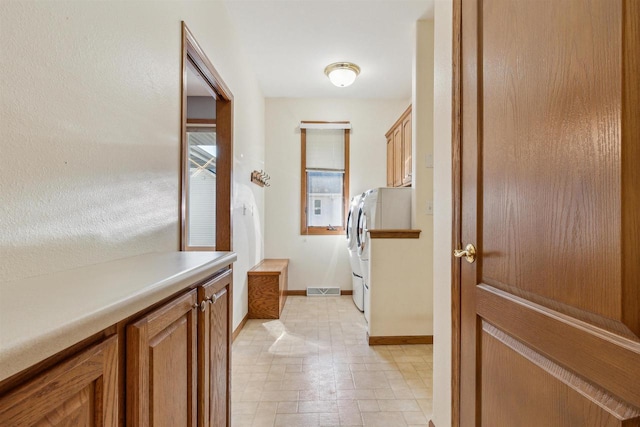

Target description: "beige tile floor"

left=231, top=296, right=433, bottom=427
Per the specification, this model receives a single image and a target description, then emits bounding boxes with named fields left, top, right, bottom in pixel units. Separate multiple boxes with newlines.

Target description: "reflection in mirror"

left=181, top=22, right=233, bottom=252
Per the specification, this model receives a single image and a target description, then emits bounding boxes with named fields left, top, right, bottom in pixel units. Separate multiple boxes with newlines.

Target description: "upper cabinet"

left=386, top=106, right=412, bottom=187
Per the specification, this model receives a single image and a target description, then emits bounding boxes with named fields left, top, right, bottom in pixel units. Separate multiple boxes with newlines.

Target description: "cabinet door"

left=401, top=112, right=412, bottom=186
left=198, top=269, right=232, bottom=427
left=0, top=335, right=118, bottom=426
left=393, top=126, right=403, bottom=187
left=386, top=134, right=394, bottom=187
left=127, top=290, right=198, bottom=427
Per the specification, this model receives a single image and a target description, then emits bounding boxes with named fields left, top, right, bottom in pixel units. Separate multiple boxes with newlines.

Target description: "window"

left=300, top=122, right=350, bottom=235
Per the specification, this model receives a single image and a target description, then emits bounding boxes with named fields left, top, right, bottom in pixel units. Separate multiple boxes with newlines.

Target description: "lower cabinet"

left=127, top=290, right=199, bottom=427
left=0, top=335, right=119, bottom=426
left=0, top=267, right=233, bottom=427
left=127, top=269, right=232, bottom=427
left=198, top=269, right=232, bottom=427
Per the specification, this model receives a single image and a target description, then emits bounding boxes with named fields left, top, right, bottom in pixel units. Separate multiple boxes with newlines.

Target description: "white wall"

left=369, top=238, right=433, bottom=337
left=365, top=20, right=435, bottom=341
left=413, top=20, right=435, bottom=234
left=432, top=0, right=454, bottom=426
left=264, top=98, right=409, bottom=290
left=0, top=1, right=265, bottom=331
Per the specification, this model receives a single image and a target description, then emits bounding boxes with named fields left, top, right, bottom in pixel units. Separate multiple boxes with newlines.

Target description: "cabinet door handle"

left=200, top=300, right=208, bottom=312
left=211, top=288, right=228, bottom=305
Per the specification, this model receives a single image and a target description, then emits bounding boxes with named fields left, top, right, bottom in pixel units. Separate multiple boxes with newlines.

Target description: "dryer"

left=346, top=193, right=365, bottom=311
left=356, top=187, right=412, bottom=324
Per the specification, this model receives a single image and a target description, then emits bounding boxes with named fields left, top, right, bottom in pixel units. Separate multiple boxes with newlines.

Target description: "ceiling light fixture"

left=324, top=62, right=361, bottom=88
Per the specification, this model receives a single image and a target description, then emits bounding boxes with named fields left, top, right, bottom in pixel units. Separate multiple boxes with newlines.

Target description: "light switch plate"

left=425, top=154, right=434, bottom=168
left=426, top=200, right=434, bottom=215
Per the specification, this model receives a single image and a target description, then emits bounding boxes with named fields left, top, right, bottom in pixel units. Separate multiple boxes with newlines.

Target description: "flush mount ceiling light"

left=324, top=62, right=361, bottom=88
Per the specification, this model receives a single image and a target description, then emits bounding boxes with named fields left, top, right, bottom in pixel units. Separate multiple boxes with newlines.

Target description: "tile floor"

left=231, top=296, right=433, bottom=427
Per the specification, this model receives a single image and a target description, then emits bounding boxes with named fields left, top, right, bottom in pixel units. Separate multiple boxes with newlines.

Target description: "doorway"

left=180, top=22, right=233, bottom=252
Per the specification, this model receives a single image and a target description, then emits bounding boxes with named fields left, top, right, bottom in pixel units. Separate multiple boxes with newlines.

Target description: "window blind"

left=305, top=128, right=345, bottom=170
left=300, top=122, right=351, bottom=130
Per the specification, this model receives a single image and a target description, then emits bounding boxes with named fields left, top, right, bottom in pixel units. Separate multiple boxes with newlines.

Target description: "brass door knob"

left=454, top=243, right=477, bottom=263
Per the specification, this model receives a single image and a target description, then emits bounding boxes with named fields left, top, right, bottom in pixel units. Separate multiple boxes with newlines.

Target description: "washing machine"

left=346, top=193, right=365, bottom=311
left=356, top=187, right=412, bottom=324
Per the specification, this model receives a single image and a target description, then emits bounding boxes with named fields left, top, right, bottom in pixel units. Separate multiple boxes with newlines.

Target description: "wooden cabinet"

left=0, top=262, right=234, bottom=427
left=0, top=335, right=119, bottom=426
left=127, top=290, right=198, bottom=427
left=385, top=105, right=412, bottom=187
left=198, top=269, right=232, bottom=427
left=386, top=134, right=394, bottom=186
left=127, top=270, right=233, bottom=427
left=393, top=126, right=403, bottom=186
left=401, top=111, right=412, bottom=186
left=248, top=259, right=289, bottom=319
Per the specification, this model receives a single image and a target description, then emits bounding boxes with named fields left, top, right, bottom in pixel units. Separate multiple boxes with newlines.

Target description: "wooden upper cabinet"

left=401, top=112, right=412, bottom=186
left=0, top=336, right=118, bottom=426
left=127, top=290, right=198, bottom=427
left=386, top=135, right=394, bottom=187
left=393, top=127, right=403, bottom=186
left=385, top=105, right=412, bottom=187
left=198, top=270, right=232, bottom=427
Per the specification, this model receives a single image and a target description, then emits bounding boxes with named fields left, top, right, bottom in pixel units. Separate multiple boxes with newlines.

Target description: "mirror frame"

left=181, top=22, right=233, bottom=251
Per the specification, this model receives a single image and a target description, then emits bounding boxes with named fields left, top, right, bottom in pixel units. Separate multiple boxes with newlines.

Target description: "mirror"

left=181, top=23, right=233, bottom=251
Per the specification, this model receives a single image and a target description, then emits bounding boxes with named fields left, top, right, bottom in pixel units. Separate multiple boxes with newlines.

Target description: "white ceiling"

left=223, top=0, right=434, bottom=99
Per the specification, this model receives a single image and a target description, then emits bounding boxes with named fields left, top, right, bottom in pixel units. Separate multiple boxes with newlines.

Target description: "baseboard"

left=367, top=334, right=433, bottom=345
left=429, top=421, right=436, bottom=427
left=232, top=313, right=249, bottom=342
left=285, top=290, right=352, bottom=296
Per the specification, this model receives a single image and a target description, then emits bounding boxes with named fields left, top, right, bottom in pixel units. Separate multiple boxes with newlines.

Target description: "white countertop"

left=0, top=251, right=236, bottom=382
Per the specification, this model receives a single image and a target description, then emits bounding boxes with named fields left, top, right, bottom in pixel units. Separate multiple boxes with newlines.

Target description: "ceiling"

left=223, top=0, right=434, bottom=99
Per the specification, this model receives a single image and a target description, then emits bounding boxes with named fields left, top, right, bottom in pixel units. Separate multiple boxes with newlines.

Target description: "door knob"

left=454, top=243, right=477, bottom=263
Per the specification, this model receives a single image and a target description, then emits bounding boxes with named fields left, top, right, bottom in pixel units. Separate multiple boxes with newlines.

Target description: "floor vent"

left=306, top=287, right=341, bottom=297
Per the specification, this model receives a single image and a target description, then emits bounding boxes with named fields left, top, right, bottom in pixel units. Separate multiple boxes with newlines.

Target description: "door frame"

left=450, top=0, right=463, bottom=426
left=180, top=22, right=234, bottom=252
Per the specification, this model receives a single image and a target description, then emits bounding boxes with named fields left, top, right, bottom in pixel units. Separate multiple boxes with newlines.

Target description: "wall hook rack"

left=251, top=170, right=271, bottom=187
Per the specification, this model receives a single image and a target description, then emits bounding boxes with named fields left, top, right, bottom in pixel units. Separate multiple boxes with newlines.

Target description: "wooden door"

left=0, top=336, right=118, bottom=426
left=127, top=290, right=198, bottom=427
left=386, top=134, right=394, bottom=187
left=401, top=111, right=412, bottom=186
left=458, top=0, right=640, bottom=426
left=198, top=269, right=232, bottom=427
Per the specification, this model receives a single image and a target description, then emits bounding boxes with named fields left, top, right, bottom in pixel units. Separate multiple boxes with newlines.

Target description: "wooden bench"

left=248, top=259, right=289, bottom=319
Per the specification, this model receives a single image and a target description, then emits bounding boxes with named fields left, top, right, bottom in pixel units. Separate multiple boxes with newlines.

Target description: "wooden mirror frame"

left=180, top=22, right=233, bottom=251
